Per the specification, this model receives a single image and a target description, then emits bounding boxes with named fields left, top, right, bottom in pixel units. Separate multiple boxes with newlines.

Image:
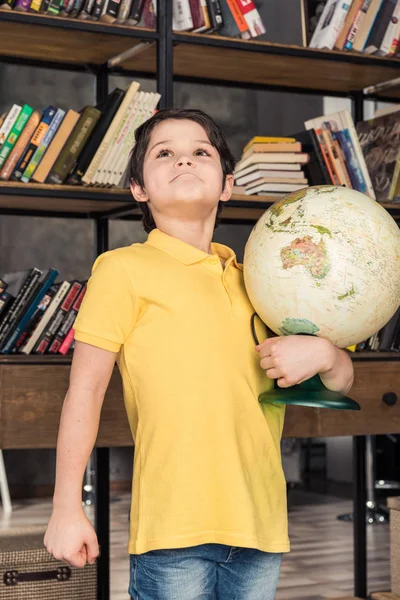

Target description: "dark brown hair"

left=128, top=108, right=236, bottom=233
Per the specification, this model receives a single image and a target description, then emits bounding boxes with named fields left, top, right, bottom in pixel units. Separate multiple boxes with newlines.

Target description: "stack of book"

left=0, top=0, right=266, bottom=39
left=233, top=136, right=310, bottom=197
left=0, top=81, right=160, bottom=187
left=0, top=270, right=86, bottom=355
left=292, top=109, right=375, bottom=199
left=305, top=0, right=400, bottom=56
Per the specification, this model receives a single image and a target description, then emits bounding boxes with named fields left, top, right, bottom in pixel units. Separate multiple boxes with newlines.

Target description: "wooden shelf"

left=171, top=33, right=400, bottom=97
left=0, top=10, right=157, bottom=69
left=1, top=13, right=400, bottom=96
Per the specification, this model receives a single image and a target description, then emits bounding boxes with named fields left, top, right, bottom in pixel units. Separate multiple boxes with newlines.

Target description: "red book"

left=236, top=0, right=265, bottom=37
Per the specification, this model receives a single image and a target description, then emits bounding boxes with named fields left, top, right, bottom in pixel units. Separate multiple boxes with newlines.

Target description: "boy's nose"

left=176, top=157, right=194, bottom=167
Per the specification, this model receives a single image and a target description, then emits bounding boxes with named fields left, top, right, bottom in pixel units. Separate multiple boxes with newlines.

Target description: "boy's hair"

left=128, top=108, right=237, bottom=233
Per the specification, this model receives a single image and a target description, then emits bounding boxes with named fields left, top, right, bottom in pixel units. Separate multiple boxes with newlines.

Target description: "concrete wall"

left=0, top=0, right=323, bottom=495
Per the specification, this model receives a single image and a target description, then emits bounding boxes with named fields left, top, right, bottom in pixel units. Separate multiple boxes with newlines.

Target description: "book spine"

left=48, top=284, right=86, bottom=354
left=0, top=111, right=42, bottom=181
left=364, top=0, right=397, bottom=53
left=11, top=106, right=57, bottom=181
left=70, top=0, right=86, bottom=16
left=206, top=0, right=223, bottom=29
left=0, top=270, right=42, bottom=351
left=100, top=0, right=121, bottom=20
left=0, top=105, right=22, bottom=151
left=235, top=0, right=265, bottom=36
left=47, top=0, right=64, bottom=14
left=47, top=107, right=101, bottom=184
left=335, top=0, right=364, bottom=49
left=379, top=0, right=400, bottom=53
left=1, top=270, right=59, bottom=355
left=226, top=0, right=248, bottom=32
left=14, top=0, right=31, bottom=10
left=58, top=326, right=76, bottom=355
left=344, top=0, right=372, bottom=49
left=115, top=0, right=132, bottom=21
left=0, top=292, right=14, bottom=323
left=20, top=108, right=65, bottom=183
left=21, top=281, right=71, bottom=354
left=77, top=0, right=96, bottom=17
left=30, top=0, right=43, bottom=10
left=92, top=0, right=106, bottom=19
left=341, top=110, right=375, bottom=198
left=12, top=285, right=57, bottom=353
left=125, top=0, right=145, bottom=23
left=188, top=0, right=204, bottom=29
left=173, top=0, right=193, bottom=30
left=0, top=104, right=33, bottom=171
left=193, top=0, right=211, bottom=31
left=338, top=128, right=368, bottom=193
left=314, top=128, right=339, bottom=185
left=33, top=282, right=82, bottom=355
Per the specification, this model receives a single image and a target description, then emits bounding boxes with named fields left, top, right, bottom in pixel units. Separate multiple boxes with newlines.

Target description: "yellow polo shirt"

left=74, top=228, right=289, bottom=555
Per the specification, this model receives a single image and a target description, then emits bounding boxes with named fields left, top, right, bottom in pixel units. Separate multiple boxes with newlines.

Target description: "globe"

left=243, top=185, right=400, bottom=350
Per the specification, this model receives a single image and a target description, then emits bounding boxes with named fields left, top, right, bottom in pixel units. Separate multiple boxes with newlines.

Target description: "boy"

left=44, top=108, right=354, bottom=600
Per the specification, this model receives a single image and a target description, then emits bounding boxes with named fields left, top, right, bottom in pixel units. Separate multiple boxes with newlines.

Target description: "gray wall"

left=0, top=0, right=323, bottom=494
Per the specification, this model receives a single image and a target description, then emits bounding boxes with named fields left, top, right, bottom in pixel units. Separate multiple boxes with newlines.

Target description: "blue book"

left=1, top=268, right=59, bottom=354
left=21, top=108, right=65, bottom=183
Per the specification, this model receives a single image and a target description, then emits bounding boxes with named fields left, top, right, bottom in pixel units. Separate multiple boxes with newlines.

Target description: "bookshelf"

left=1, top=2, right=400, bottom=599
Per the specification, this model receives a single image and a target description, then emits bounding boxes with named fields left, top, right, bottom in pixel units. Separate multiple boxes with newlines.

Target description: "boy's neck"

left=154, top=217, right=216, bottom=255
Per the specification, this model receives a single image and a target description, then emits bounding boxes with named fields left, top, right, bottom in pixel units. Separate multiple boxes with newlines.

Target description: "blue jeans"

left=129, top=543, right=282, bottom=600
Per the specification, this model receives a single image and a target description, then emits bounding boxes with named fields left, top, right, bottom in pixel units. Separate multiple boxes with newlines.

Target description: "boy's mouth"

left=170, top=172, right=200, bottom=182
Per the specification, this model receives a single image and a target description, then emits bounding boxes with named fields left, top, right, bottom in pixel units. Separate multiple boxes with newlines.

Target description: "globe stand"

left=251, top=313, right=360, bottom=411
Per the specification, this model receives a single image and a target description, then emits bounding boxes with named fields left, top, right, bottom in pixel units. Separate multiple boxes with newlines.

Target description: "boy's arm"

left=256, top=335, right=354, bottom=395
left=318, top=340, right=354, bottom=395
left=45, top=340, right=117, bottom=568
left=53, top=340, right=117, bottom=510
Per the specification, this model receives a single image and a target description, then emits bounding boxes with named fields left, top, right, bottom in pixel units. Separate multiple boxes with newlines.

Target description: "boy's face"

left=131, top=119, right=234, bottom=223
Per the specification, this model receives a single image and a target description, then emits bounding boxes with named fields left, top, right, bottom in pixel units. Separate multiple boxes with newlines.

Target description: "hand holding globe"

left=243, top=185, right=400, bottom=410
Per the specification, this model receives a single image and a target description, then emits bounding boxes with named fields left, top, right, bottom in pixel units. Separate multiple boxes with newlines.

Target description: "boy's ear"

left=219, top=174, right=234, bottom=203
left=130, top=180, right=149, bottom=203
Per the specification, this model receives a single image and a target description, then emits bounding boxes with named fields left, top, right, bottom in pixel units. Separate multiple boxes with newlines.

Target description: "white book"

left=0, top=104, right=22, bottom=150
left=379, top=0, right=400, bottom=54
left=234, top=162, right=302, bottom=178
left=112, top=93, right=161, bottom=186
left=310, top=0, right=353, bottom=49
left=173, top=0, right=193, bottom=30
left=236, top=152, right=309, bottom=172
left=82, top=81, right=140, bottom=185
left=104, top=92, right=149, bottom=186
left=91, top=85, right=141, bottom=185
left=237, top=170, right=307, bottom=186
left=245, top=182, right=308, bottom=194
left=96, top=92, right=144, bottom=186
left=21, top=281, right=71, bottom=355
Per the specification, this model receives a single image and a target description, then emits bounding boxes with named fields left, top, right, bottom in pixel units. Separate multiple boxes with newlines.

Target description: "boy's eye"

left=156, top=149, right=172, bottom=158
left=194, top=148, right=211, bottom=156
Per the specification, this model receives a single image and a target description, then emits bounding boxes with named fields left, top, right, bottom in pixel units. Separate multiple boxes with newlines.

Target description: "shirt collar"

left=145, top=228, right=243, bottom=270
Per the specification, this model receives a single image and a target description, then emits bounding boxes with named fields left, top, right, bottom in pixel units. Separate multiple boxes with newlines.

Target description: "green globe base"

left=258, top=375, right=360, bottom=410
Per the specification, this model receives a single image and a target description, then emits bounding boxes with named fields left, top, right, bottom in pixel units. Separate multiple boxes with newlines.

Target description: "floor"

left=0, top=488, right=391, bottom=600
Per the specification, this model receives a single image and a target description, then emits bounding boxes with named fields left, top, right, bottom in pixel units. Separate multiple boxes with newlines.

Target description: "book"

left=236, top=152, right=310, bottom=172
left=305, top=110, right=375, bottom=198
left=77, top=0, right=95, bottom=17
left=67, top=89, right=125, bottom=185
left=113, top=0, right=131, bottom=21
left=48, top=284, right=86, bottom=353
left=292, top=129, right=332, bottom=185
left=356, top=110, right=400, bottom=202
left=21, top=108, right=65, bottom=183
left=206, top=0, right=224, bottom=30
left=21, top=281, right=71, bottom=354
left=173, top=0, right=193, bottom=29
left=12, top=284, right=58, bottom=353
left=82, top=81, right=140, bottom=185
left=1, top=269, right=59, bottom=354
left=193, top=0, right=212, bottom=32
left=0, top=104, right=33, bottom=171
left=100, top=0, right=121, bottom=22
left=245, top=181, right=307, bottom=194
left=0, top=110, right=42, bottom=181
left=236, top=168, right=307, bottom=186
left=0, top=105, right=22, bottom=150
left=364, top=0, right=397, bottom=52
left=0, top=269, right=42, bottom=351
left=352, top=0, right=384, bottom=51
left=344, top=0, right=374, bottom=49
left=47, top=106, right=101, bottom=184
left=335, top=0, right=364, bottom=49
left=309, top=0, right=352, bottom=49
left=243, top=136, right=297, bottom=154
left=124, top=0, right=145, bottom=24
left=188, top=0, right=205, bottom=29
left=242, top=141, right=303, bottom=156
left=235, top=162, right=302, bottom=178
left=11, top=105, right=58, bottom=181
left=32, top=109, right=79, bottom=184
left=378, top=0, right=400, bottom=54
left=236, top=0, right=265, bottom=37
left=218, top=0, right=249, bottom=37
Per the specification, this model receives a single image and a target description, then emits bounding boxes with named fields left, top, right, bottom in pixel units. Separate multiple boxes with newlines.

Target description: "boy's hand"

left=255, top=335, right=334, bottom=388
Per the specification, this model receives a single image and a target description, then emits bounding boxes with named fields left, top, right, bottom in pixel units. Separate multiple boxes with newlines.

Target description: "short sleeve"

left=74, top=251, right=137, bottom=353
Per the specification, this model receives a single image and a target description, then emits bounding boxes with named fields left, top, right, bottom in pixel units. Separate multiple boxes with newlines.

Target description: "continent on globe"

left=280, top=235, right=331, bottom=280
left=279, top=318, right=320, bottom=336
